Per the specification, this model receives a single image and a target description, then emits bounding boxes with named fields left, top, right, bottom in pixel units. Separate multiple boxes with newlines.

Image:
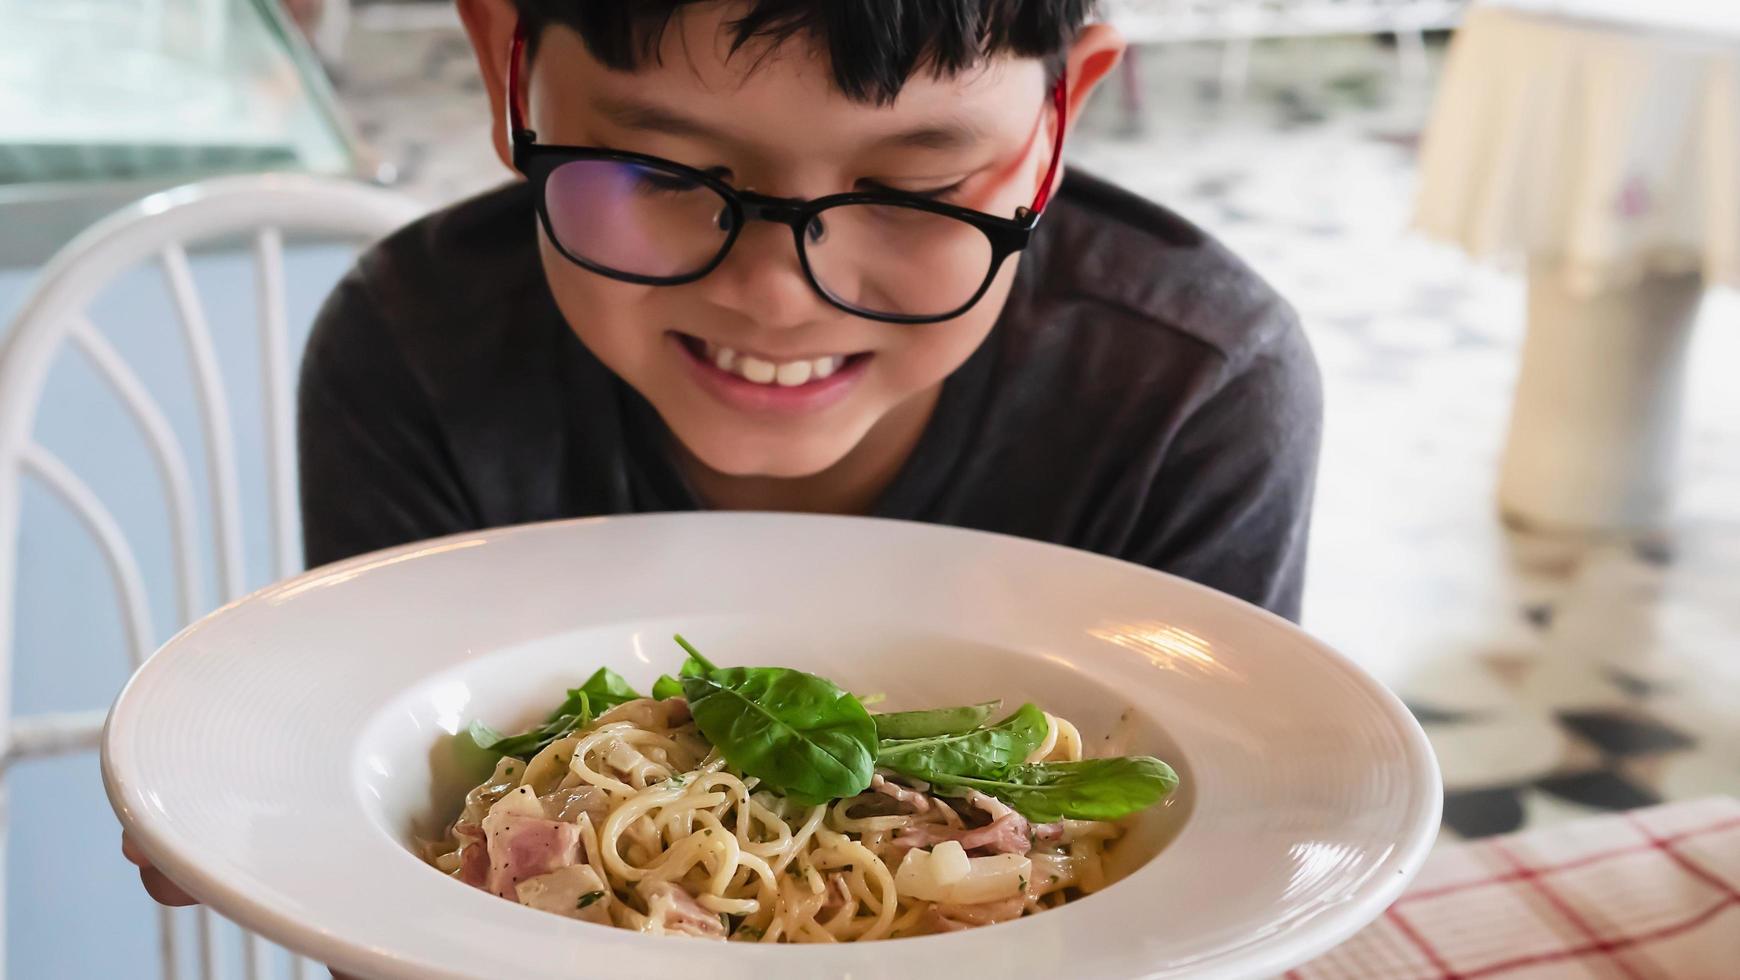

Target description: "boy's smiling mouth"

left=670, top=332, right=870, bottom=414
left=697, top=338, right=847, bottom=387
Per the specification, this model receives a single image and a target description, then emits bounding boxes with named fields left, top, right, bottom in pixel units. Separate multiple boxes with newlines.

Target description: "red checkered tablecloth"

left=1291, top=796, right=1740, bottom=979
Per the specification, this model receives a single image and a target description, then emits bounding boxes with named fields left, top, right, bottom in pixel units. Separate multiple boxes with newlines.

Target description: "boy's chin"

left=679, top=433, right=855, bottom=482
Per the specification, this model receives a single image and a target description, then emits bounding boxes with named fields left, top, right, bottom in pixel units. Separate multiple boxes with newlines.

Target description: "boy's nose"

left=703, top=220, right=830, bottom=332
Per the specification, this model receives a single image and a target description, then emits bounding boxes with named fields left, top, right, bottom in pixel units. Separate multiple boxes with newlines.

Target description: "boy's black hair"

left=512, top=0, right=1095, bottom=104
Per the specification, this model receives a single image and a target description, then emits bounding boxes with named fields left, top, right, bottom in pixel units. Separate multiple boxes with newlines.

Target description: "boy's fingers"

left=124, top=836, right=199, bottom=906
left=138, top=867, right=199, bottom=907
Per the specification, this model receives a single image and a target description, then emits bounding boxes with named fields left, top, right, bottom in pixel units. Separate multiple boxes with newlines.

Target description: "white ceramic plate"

left=104, top=513, right=1440, bottom=980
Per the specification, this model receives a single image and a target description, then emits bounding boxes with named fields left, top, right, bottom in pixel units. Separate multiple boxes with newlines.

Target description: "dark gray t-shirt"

left=298, top=171, right=1322, bottom=619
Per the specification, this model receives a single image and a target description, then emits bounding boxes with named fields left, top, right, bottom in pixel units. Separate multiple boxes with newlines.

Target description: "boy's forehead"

left=536, top=14, right=1038, bottom=152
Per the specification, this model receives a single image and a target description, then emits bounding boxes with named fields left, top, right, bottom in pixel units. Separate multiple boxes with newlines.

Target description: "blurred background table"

left=1415, top=0, right=1740, bottom=532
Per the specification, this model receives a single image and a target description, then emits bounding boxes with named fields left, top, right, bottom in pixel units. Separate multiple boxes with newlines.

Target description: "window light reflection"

left=428, top=680, right=472, bottom=735
left=1089, top=622, right=1241, bottom=681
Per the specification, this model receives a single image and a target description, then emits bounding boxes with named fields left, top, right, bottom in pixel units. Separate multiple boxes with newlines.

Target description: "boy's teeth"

left=775, top=360, right=812, bottom=387
left=700, top=342, right=846, bottom=387
left=738, top=355, right=777, bottom=384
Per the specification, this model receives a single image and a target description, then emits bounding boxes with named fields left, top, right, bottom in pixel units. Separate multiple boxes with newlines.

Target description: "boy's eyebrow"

left=592, top=95, right=986, bottom=153
left=873, top=119, right=986, bottom=152
left=594, top=96, right=735, bottom=144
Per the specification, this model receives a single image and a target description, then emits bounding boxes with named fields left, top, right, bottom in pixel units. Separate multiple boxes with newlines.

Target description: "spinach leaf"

left=872, top=700, right=1001, bottom=740
left=672, top=637, right=713, bottom=675
left=540, top=692, right=588, bottom=725
left=467, top=719, right=507, bottom=749
left=935, top=756, right=1178, bottom=822
left=572, top=667, right=642, bottom=713
left=470, top=691, right=591, bottom=759
left=876, top=702, right=1048, bottom=781
left=651, top=643, right=712, bottom=701
left=675, top=636, right=875, bottom=805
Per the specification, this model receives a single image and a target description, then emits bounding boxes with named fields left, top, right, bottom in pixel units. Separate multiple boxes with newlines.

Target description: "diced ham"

left=482, top=808, right=583, bottom=900
left=893, top=811, right=1030, bottom=856
left=455, top=840, right=489, bottom=888
left=639, top=881, right=726, bottom=940
left=663, top=698, right=692, bottom=726
left=871, top=774, right=931, bottom=813
left=965, top=790, right=1021, bottom=826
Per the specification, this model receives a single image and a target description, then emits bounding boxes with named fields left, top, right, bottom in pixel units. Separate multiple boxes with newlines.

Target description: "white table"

left=1414, top=0, right=1740, bottom=531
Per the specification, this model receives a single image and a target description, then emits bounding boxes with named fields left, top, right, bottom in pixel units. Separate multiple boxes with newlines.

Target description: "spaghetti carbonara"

left=425, top=695, right=1135, bottom=941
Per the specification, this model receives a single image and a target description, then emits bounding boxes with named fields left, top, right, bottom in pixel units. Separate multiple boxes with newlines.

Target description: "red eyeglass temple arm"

left=1028, top=73, right=1069, bottom=217
left=508, top=23, right=530, bottom=142
left=511, top=20, right=1067, bottom=215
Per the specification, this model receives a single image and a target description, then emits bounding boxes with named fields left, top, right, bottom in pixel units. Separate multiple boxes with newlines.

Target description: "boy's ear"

left=1064, top=24, right=1125, bottom=124
left=1045, top=23, right=1126, bottom=200
left=457, top=0, right=521, bottom=174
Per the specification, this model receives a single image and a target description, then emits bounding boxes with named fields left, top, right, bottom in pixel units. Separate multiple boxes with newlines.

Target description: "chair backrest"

left=0, top=174, right=424, bottom=980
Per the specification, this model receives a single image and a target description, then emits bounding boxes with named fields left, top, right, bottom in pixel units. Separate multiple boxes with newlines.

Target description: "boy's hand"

left=121, top=832, right=197, bottom=906
left=124, top=834, right=361, bottom=979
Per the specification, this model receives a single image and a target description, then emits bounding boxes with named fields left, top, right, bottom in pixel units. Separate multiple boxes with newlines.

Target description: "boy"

left=128, top=0, right=1320, bottom=920
left=299, top=0, right=1321, bottom=614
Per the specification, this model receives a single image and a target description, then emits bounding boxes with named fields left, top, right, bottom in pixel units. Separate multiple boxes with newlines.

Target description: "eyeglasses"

left=506, top=21, right=1067, bottom=324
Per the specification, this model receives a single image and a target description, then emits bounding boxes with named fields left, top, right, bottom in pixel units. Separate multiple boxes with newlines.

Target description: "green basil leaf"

left=936, top=756, right=1179, bottom=822
left=673, top=635, right=717, bottom=673
left=467, top=719, right=507, bottom=750
left=872, top=700, right=1001, bottom=740
left=680, top=662, right=875, bottom=805
left=573, top=667, right=642, bottom=713
left=876, top=702, right=1048, bottom=781
left=472, top=693, right=591, bottom=760
left=541, top=691, right=587, bottom=724
left=651, top=675, right=685, bottom=700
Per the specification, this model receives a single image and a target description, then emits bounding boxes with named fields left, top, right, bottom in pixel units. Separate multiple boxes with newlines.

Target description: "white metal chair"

left=0, top=175, right=424, bottom=979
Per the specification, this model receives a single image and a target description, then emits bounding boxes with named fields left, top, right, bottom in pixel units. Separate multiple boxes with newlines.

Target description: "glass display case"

left=0, top=0, right=373, bottom=262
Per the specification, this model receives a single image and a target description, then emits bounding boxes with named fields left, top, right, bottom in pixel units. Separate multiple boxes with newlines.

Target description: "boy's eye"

left=629, top=166, right=705, bottom=196
left=863, top=178, right=968, bottom=201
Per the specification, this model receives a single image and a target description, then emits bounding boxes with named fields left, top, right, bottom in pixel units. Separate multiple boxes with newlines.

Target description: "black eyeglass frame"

left=506, top=20, right=1069, bottom=325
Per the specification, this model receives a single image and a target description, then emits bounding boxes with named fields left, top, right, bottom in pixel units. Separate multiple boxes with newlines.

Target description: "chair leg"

left=1117, top=46, right=1147, bottom=137
left=1220, top=36, right=1253, bottom=101
left=1396, top=27, right=1429, bottom=88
